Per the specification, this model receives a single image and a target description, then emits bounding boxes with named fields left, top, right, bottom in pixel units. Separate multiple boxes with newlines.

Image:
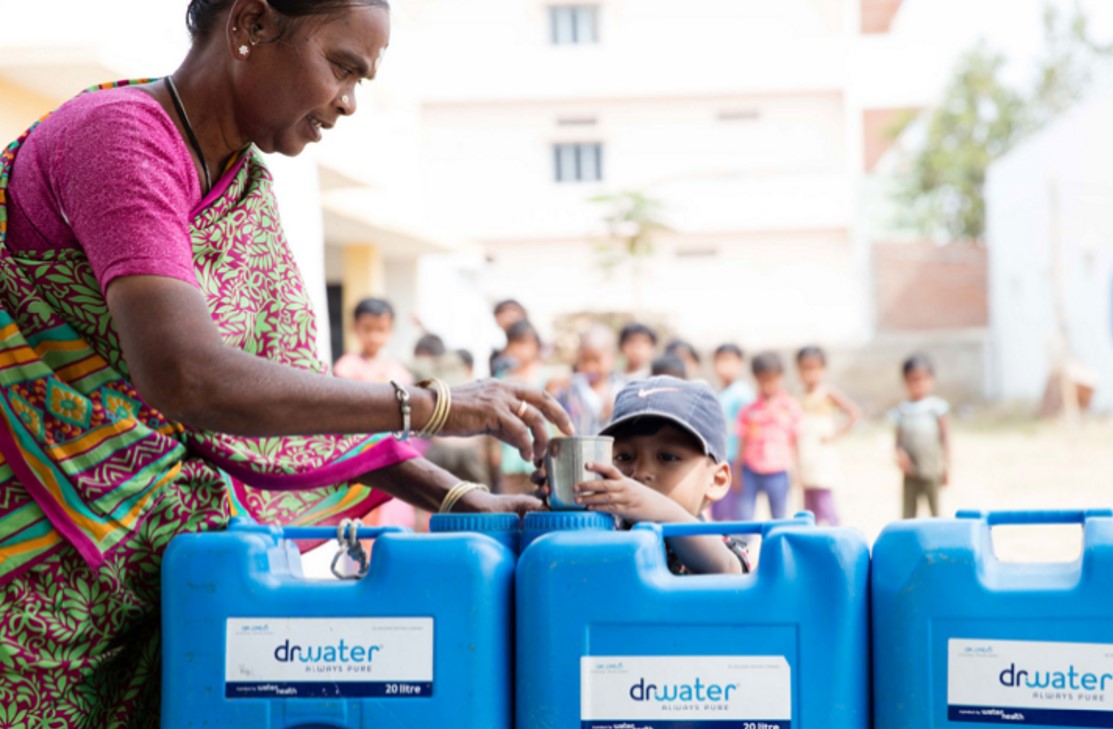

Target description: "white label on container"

left=225, top=617, right=433, bottom=699
left=948, top=638, right=1113, bottom=726
left=581, top=655, right=791, bottom=729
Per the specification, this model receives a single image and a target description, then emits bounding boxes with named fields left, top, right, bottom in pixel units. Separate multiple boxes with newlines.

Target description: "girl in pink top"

left=734, top=352, right=801, bottom=519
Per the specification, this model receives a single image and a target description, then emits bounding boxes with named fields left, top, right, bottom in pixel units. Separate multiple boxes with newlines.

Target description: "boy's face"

left=904, top=368, right=935, bottom=400
left=353, top=314, right=392, bottom=357
left=577, top=346, right=615, bottom=383
left=621, top=334, right=655, bottom=371
left=797, top=356, right=826, bottom=388
left=713, top=353, right=744, bottom=386
left=755, top=371, right=783, bottom=399
left=613, top=424, right=730, bottom=517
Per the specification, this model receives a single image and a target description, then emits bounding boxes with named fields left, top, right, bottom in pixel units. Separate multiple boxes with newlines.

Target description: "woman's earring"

left=238, top=45, right=250, bottom=57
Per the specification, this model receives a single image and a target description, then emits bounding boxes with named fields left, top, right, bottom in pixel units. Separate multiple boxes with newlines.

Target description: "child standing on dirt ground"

left=735, top=352, right=801, bottom=520
left=711, top=344, right=755, bottom=522
left=890, top=354, right=952, bottom=518
left=795, top=346, right=861, bottom=525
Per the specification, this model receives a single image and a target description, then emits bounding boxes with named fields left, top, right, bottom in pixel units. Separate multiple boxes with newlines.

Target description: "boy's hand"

left=574, top=462, right=688, bottom=524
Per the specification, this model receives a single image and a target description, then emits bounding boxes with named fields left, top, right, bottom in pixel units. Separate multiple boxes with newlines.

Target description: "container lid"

left=523, top=511, right=615, bottom=533
left=429, top=512, right=521, bottom=534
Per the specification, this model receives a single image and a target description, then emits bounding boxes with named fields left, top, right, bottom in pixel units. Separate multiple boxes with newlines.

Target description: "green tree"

left=590, top=190, right=671, bottom=311
left=896, top=2, right=1113, bottom=243
left=591, top=190, right=670, bottom=267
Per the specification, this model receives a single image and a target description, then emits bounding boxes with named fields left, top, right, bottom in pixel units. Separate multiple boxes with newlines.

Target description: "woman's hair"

left=414, top=334, right=446, bottom=358
left=353, top=297, right=393, bottom=320
left=505, top=320, right=542, bottom=348
left=751, top=351, right=784, bottom=377
left=665, top=339, right=701, bottom=365
left=619, top=322, right=658, bottom=348
left=650, top=354, right=687, bottom=379
left=186, top=0, right=389, bottom=42
left=796, top=345, right=826, bottom=366
left=902, top=353, right=935, bottom=377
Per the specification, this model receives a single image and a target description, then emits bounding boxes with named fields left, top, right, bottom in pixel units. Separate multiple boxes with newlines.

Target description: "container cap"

left=523, top=511, right=615, bottom=534
left=430, top=512, right=521, bottom=534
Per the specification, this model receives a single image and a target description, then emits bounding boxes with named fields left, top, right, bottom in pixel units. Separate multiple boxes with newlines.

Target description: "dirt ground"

left=784, top=417, right=1113, bottom=562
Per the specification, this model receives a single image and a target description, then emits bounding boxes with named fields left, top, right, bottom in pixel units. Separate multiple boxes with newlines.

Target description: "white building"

left=986, top=95, right=1113, bottom=413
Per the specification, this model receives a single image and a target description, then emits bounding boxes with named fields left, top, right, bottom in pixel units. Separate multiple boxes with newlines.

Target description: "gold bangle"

left=439, top=481, right=490, bottom=514
left=416, top=378, right=451, bottom=438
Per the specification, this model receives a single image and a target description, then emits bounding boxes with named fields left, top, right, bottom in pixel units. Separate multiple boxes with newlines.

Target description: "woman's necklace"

left=165, top=75, right=212, bottom=195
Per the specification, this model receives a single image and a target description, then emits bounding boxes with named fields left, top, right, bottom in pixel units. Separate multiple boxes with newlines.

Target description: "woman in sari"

left=0, top=0, right=573, bottom=725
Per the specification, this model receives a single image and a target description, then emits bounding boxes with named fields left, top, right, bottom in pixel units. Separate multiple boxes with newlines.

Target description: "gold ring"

left=516, top=400, right=528, bottom=418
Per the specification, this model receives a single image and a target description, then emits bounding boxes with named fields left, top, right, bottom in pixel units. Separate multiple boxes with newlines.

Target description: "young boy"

left=890, top=354, right=951, bottom=518
left=735, top=352, right=801, bottom=520
left=572, top=376, right=749, bottom=575
left=618, top=323, right=658, bottom=380
left=333, top=298, right=412, bottom=385
left=711, top=344, right=756, bottom=521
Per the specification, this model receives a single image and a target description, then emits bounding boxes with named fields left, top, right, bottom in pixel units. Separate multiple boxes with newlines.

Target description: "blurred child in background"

left=619, top=323, right=658, bottom=381
left=334, top=299, right=415, bottom=531
left=666, top=339, right=703, bottom=380
left=490, top=299, right=528, bottom=377
left=795, top=346, right=861, bottom=525
left=711, top=343, right=755, bottom=521
left=735, top=352, right=800, bottom=520
left=558, top=325, right=623, bottom=437
left=651, top=354, right=688, bottom=379
left=890, top=354, right=951, bottom=518
left=493, top=320, right=548, bottom=494
left=333, top=298, right=412, bottom=385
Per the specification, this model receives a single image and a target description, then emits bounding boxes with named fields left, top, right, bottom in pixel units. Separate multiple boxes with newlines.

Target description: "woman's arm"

left=361, top=458, right=542, bottom=515
left=106, top=276, right=573, bottom=461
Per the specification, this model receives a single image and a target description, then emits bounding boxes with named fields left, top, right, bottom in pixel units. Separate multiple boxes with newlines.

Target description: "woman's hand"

left=437, top=379, right=574, bottom=465
left=573, top=462, right=689, bottom=524
left=456, top=488, right=546, bottom=517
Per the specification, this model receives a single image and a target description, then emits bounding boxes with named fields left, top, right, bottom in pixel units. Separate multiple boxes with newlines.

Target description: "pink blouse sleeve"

left=53, top=95, right=201, bottom=292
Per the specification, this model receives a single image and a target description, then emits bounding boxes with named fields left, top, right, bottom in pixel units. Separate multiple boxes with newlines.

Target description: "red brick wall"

left=861, top=0, right=903, bottom=34
left=874, top=241, right=988, bottom=332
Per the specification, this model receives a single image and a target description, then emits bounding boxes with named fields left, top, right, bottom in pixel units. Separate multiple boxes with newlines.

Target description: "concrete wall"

left=986, top=95, right=1113, bottom=413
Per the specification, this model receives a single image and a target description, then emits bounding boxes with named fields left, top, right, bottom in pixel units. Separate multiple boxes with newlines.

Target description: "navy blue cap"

left=600, top=376, right=728, bottom=463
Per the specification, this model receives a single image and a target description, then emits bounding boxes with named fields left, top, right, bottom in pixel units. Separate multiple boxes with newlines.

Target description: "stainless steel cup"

left=545, top=436, right=614, bottom=511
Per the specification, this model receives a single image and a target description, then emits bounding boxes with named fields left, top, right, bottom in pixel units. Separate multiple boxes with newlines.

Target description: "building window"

left=553, top=142, right=603, bottom=183
left=549, top=5, right=599, bottom=45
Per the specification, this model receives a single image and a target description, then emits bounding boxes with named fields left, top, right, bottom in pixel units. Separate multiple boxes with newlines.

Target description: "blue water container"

left=873, top=509, right=1113, bottom=728
left=161, top=517, right=516, bottom=728
left=520, top=510, right=616, bottom=551
left=516, top=514, right=870, bottom=729
left=429, top=512, right=522, bottom=553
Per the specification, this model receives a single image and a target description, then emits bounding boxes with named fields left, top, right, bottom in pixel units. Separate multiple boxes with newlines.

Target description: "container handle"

left=639, top=511, right=815, bottom=538
left=285, top=522, right=408, bottom=581
left=276, top=525, right=410, bottom=541
left=957, top=509, right=1113, bottom=526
